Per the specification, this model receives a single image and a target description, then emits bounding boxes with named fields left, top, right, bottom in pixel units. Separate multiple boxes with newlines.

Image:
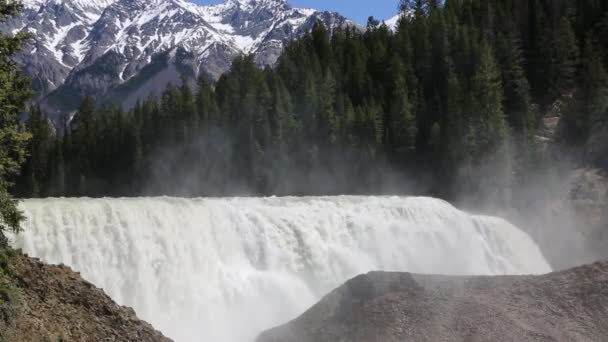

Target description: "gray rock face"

left=257, top=261, right=608, bottom=342
left=1, top=0, right=358, bottom=117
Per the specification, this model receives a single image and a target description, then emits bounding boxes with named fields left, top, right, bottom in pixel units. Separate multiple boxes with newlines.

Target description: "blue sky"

left=194, top=0, right=400, bottom=24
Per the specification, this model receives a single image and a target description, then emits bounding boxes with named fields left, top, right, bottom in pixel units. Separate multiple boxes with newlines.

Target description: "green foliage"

left=0, top=0, right=31, bottom=240
left=562, top=34, right=608, bottom=143
left=0, top=249, right=18, bottom=341
left=13, top=0, right=608, bottom=199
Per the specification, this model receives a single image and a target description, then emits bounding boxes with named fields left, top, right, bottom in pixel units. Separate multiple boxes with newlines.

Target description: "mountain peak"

left=228, top=0, right=288, bottom=7
left=209, top=0, right=290, bottom=13
left=23, top=0, right=118, bottom=11
left=6, top=0, right=355, bottom=114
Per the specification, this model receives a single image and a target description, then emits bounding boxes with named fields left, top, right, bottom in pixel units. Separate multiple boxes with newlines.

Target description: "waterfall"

left=11, top=196, right=550, bottom=342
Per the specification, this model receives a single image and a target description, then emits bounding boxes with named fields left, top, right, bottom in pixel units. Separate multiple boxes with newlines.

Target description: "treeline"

left=13, top=0, right=608, bottom=200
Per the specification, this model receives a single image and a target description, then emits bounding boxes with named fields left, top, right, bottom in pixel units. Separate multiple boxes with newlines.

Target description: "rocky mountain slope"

left=257, top=261, right=608, bottom=342
left=2, top=0, right=357, bottom=115
left=0, top=248, right=172, bottom=342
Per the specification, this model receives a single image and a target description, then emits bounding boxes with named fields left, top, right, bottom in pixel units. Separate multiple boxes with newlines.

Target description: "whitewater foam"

left=12, top=196, right=550, bottom=341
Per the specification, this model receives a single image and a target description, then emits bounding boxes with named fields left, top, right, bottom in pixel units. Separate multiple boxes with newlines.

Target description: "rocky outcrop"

left=522, top=167, right=608, bottom=270
left=0, top=249, right=171, bottom=342
left=257, top=261, right=608, bottom=342
left=519, top=92, right=608, bottom=270
left=565, top=168, right=608, bottom=259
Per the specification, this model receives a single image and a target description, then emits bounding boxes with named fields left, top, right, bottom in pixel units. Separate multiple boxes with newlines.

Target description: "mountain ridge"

left=2, top=0, right=359, bottom=116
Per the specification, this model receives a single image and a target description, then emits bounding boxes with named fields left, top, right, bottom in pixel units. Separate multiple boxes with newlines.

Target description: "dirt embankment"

left=0, top=249, right=172, bottom=342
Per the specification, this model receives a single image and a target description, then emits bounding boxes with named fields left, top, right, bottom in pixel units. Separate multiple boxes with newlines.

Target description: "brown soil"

left=0, top=249, right=172, bottom=342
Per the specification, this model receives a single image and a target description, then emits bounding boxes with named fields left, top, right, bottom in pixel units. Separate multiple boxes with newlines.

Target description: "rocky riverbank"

left=258, top=261, right=608, bottom=342
left=0, top=249, right=172, bottom=342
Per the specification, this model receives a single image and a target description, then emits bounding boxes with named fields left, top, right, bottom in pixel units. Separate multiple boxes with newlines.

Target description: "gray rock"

left=258, top=261, right=608, bottom=342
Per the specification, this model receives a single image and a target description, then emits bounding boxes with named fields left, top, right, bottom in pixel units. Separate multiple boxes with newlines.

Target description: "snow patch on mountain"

left=2, top=0, right=358, bottom=114
left=23, top=0, right=118, bottom=12
left=385, top=14, right=400, bottom=30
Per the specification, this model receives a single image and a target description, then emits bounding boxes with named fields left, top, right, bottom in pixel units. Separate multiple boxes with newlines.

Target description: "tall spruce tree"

left=19, top=106, right=52, bottom=197
left=547, top=16, right=580, bottom=101
left=563, top=35, right=608, bottom=142
left=0, top=0, right=31, bottom=242
left=388, top=56, right=417, bottom=151
left=470, top=43, right=508, bottom=158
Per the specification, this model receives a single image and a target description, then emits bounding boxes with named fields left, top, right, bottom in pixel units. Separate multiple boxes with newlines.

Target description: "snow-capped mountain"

left=384, top=14, right=401, bottom=30
left=3, top=0, right=357, bottom=114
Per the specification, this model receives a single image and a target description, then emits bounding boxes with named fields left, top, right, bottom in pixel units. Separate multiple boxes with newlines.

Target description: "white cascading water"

left=11, top=196, right=550, bottom=342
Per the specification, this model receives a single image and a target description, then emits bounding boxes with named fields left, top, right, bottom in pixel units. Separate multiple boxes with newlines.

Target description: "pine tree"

left=195, top=76, right=219, bottom=126
left=388, top=57, right=417, bottom=151
left=546, top=16, right=580, bottom=101
left=495, top=20, right=534, bottom=133
left=60, top=117, right=74, bottom=195
left=178, top=75, right=196, bottom=141
left=318, top=70, right=339, bottom=144
left=443, top=66, right=467, bottom=174
left=597, top=12, right=608, bottom=70
left=20, top=106, right=52, bottom=197
left=71, top=96, right=97, bottom=196
left=267, top=71, right=299, bottom=145
left=564, top=35, right=608, bottom=142
left=311, top=21, right=332, bottom=73
left=0, top=0, right=32, bottom=240
left=470, top=42, right=508, bottom=158
left=528, top=0, right=550, bottom=100
left=51, top=138, right=65, bottom=196
left=470, top=42, right=512, bottom=204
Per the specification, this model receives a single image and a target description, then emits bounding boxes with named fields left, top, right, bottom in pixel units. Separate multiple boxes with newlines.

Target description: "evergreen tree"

left=443, top=66, right=467, bottom=176
left=470, top=42, right=508, bottom=160
left=545, top=16, right=580, bottom=101
left=469, top=42, right=512, bottom=203
left=266, top=71, right=299, bottom=145
left=495, top=20, right=534, bottom=133
left=598, top=12, right=608, bottom=65
left=178, top=75, right=196, bottom=141
left=387, top=57, right=417, bottom=151
left=51, top=138, right=65, bottom=196
left=311, top=21, right=332, bottom=73
left=19, top=106, right=52, bottom=197
left=0, top=0, right=31, bottom=241
left=13, top=4, right=608, bottom=201
left=564, top=35, right=608, bottom=142
left=71, top=96, right=96, bottom=196
left=318, top=70, right=339, bottom=144
left=195, top=76, right=219, bottom=126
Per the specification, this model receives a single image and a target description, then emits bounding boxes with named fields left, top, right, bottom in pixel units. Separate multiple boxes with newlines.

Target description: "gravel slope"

left=258, top=261, right=608, bottom=342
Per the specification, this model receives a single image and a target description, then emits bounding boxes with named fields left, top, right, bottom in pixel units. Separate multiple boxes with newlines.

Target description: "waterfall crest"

left=12, top=196, right=551, bottom=342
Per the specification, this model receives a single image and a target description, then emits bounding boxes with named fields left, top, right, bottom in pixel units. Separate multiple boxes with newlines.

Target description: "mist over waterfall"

left=12, top=196, right=550, bottom=342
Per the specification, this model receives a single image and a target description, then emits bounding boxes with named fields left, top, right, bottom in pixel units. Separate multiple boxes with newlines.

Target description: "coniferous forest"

left=12, top=0, right=608, bottom=203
